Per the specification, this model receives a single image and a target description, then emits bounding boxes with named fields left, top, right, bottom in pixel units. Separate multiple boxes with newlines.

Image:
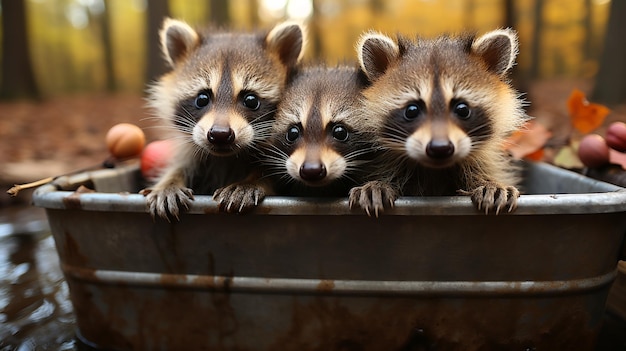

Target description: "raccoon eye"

left=286, top=126, right=300, bottom=143
left=194, top=91, right=211, bottom=109
left=404, top=104, right=421, bottom=120
left=332, top=125, right=349, bottom=142
left=454, top=102, right=471, bottom=119
left=243, top=93, right=261, bottom=110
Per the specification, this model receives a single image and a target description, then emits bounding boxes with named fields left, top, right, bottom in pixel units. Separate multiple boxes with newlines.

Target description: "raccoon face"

left=175, top=71, right=278, bottom=157
left=357, top=29, right=524, bottom=169
left=150, top=19, right=304, bottom=157
left=280, top=119, right=352, bottom=186
left=268, top=67, right=368, bottom=187
left=383, top=90, right=494, bottom=169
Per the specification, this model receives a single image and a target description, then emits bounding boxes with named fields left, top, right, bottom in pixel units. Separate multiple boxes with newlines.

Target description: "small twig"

left=7, top=177, right=56, bottom=197
left=6, top=156, right=124, bottom=197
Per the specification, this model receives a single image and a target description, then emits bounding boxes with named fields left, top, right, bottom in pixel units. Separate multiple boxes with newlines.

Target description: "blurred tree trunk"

left=582, top=0, right=593, bottom=61
left=592, top=0, right=626, bottom=104
left=370, top=0, right=384, bottom=13
left=0, top=0, right=40, bottom=100
left=370, top=0, right=384, bottom=27
left=146, top=0, right=170, bottom=85
left=101, top=0, right=116, bottom=92
left=463, top=0, right=475, bottom=29
left=503, top=0, right=515, bottom=29
left=247, top=0, right=259, bottom=28
left=310, top=0, right=323, bottom=60
left=529, top=0, right=544, bottom=79
left=208, top=0, right=230, bottom=27
left=503, top=0, right=526, bottom=93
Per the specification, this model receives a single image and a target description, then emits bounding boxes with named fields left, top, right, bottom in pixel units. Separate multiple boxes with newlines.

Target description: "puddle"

left=0, top=206, right=76, bottom=350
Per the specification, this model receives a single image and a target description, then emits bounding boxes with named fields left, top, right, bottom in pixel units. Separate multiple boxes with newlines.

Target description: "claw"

left=468, top=184, right=519, bottom=215
left=214, top=183, right=265, bottom=214
left=349, top=181, right=398, bottom=217
left=142, top=185, right=194, bottom=221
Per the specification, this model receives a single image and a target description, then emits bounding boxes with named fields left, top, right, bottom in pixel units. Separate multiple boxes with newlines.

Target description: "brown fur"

left=263, top=66, right=374, bottom=196
left=142, top=18, right=304, bottom=219
left=350, top=29, right=529, bottom=216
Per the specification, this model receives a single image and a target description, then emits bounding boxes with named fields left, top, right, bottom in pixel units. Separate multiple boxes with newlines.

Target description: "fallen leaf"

left=524, top=148, right=545, bottom=162
left=505, top=121, right=552, bottom=160
left=553, top=142, right=584, bottom=169
left=567, top=89, right=610, bottom=134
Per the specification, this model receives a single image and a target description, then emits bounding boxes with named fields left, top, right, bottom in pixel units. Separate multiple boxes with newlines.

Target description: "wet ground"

left=0, top=206, right=75, bottom=350
left=1, top=205, right=625, bottom=351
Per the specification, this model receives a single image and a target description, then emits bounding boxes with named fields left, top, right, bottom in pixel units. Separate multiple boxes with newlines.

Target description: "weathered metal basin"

left=32, top=161, right=626, bottom=350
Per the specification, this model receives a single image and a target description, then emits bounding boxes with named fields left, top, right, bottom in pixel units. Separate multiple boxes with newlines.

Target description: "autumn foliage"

left=505, top=88, right=626, bottom=170
left=567, top=89, right=610, bottom=134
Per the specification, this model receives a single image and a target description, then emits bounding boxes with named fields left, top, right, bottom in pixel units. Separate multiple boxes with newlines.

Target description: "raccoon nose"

left=300, top=162, right=327, bottom=181
left=426, top=139, right=455, bottom=159
left=208, top=126, right=235, bottom=145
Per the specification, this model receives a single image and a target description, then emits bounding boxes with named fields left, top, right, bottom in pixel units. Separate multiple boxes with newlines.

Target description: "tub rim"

left=32, top=161, right=626, bottom=216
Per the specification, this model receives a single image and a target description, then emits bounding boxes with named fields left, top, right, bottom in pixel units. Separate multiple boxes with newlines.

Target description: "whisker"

left=260, top=169, right=288, bottom=180
left=343, top=148, right=375, bottom=160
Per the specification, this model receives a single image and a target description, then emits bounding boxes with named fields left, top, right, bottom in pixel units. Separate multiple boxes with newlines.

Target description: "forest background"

left=1, top=0, right=626, bottom=202
left=0, top=0, right=620, bottom=98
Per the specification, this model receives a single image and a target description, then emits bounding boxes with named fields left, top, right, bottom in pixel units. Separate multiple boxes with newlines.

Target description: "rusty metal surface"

left=33, top=162, right=626, bottom=216
left=68, top=283, right=608, bottom=351
left=32, top=161, right=626, bottom=350
left=63, top=266, right=617, bottom=296
left=606, top=261, right=626, bottom=321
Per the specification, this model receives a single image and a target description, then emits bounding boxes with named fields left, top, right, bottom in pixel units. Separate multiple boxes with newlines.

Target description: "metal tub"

left=32, top=162, right=626, bottom=350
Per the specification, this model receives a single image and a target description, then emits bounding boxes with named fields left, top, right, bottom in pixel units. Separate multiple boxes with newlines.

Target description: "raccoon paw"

left=465, top=184, right=520, bottom=214
left=213, top=183, right=266, bottom=214
left=141, top=186, right=194, bottom=221
left=349, top=181, right=398, bottom=217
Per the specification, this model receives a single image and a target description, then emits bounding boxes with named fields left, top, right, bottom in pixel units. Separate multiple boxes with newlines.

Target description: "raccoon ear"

left=160, top=18, right=200, bottom=67
left=471, top=28, right=519, bottom=76
left=357, top=32, right=399, bottom=82
left=266, top=22, right=305, bottom=68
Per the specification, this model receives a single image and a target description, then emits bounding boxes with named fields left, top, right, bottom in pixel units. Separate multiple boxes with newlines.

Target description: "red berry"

left=605, top=121, right=626, bottom=153
left=141, top=140, right=173, bottom=180
left=578, top=134, right=610, bottom=168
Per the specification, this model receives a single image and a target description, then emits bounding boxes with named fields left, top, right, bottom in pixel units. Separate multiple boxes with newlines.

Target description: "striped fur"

left=264, top=66, right=374, bottom=196
left=350, top=29, right=529, bottom=216
left=143, top=18, right=304, bottom=219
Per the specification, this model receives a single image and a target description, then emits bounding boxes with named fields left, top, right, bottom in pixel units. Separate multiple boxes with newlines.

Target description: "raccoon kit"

left=264, top=66, right=373, bottom=196
left=143, top=18, right=304, bottom=219
left=350, top=29, right=528, bottom=215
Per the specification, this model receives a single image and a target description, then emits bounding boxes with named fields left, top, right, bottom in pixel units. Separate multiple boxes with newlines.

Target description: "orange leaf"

left=504, top=121, right=552, bottom=160
left=524, top=148, right=544, bottom=162
left=567, top=89, right=610, bottom=134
